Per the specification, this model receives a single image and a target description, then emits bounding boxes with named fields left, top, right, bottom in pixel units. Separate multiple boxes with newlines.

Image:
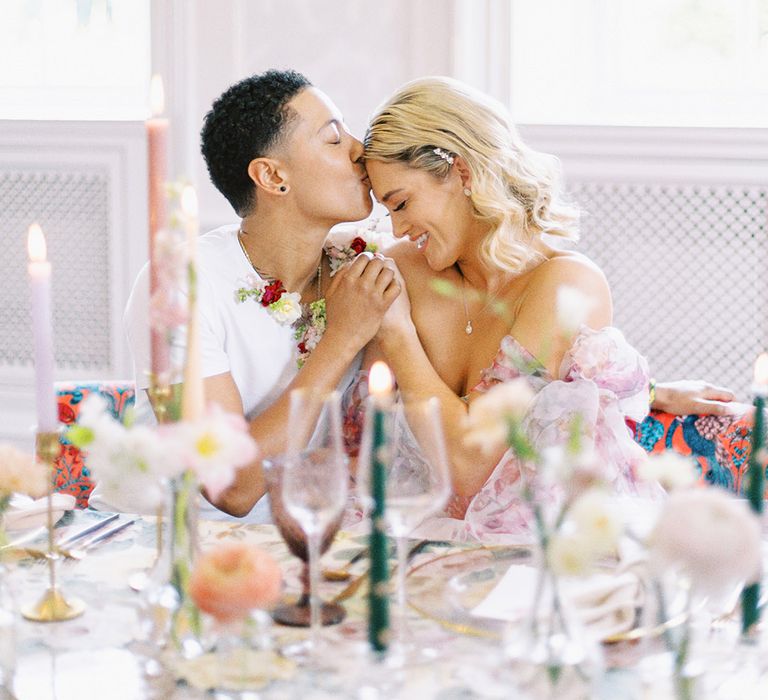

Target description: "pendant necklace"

left=460, top=274, right=473, bottom=335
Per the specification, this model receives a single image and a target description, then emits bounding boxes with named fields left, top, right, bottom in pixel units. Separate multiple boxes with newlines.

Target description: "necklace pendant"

left=465, top=320, right=473, bottom=335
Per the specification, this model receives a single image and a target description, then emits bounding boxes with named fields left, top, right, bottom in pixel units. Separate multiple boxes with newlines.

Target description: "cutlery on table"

left=61, top=518, right=138, bottom=560
left=0, top=526, right=48, bottom=551
left=323, top=547, right=367, bottom=582
left=56, top=512, right=120, bottom=548
left=331, top=539, right=432, bottom=603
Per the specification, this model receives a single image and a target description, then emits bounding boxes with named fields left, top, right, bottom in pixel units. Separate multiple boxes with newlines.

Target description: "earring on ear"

left=463, top=187, right=472, bottom=197
left=279, top=185, right=288, bottom=193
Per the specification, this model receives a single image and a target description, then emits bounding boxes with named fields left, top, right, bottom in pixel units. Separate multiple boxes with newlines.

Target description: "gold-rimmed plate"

left=406, top=546, right=687, bottom=644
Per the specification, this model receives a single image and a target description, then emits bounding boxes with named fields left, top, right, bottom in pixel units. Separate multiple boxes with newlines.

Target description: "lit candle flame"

left=754, top=353, right=768, bottom=387
left=368, top=361, right=393, bottom=397
left=27, top=223, right=47, bottom=262
left=180, top=185, right=198, bottom=219
left=150, top=74, right=165, bottom=117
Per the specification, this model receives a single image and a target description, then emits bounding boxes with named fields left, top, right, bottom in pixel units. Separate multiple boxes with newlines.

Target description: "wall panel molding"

left=0, top=120, right=147, bottom=448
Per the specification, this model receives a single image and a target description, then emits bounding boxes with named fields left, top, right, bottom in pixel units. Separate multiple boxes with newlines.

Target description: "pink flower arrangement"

left=189, top=542, right=282, bottom=623
left=0, top=443, right=48, bottom=502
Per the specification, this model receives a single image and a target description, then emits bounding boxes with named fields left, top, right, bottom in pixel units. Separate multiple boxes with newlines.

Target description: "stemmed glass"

left=357, top=396, right=452, bottom=651
left=277, top=389, right=348, bottom=658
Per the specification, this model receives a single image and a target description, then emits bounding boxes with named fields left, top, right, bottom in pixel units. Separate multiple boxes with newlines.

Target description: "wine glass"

left=272, top=389, right=349, bottom=657
left=262, top=458, right=344, bottom=627
left=357, top=396, right=452, bottom=651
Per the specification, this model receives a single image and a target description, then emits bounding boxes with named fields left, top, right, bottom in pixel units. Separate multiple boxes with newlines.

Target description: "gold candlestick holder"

left=148, top=377, right=175, bottom=566
left=148, top=378, right=174, bottom=425
left=21, top=431, right=86, bottom=622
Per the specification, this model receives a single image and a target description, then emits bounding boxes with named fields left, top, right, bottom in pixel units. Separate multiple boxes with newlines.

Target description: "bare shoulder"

left=527, top=250, right=610, bottom=299
left=514, top=250, right=612, bottom=331
left=381, top=238, right=423, bottom=269
left=381, top=239, right=437, bottom=289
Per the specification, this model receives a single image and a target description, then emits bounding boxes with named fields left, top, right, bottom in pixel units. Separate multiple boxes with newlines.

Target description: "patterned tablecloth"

left=2, top=509, right=758, bottom=700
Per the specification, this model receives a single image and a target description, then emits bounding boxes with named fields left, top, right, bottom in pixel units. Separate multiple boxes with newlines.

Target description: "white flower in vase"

left=71, top=395, right=167, bottom=510
left=648, top=488, right=761, bottom=597
left=568, top=489, right=623, bottom=555
left=547, top=529, right=598, bottom=577
left=637, top=451, right=697, bottom=492
left=175, top=404, right=259, bottom=501
left=464, top=378, right=536, bottom=454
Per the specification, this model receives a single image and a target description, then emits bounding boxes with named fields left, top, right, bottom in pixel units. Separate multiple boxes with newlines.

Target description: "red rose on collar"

left=350, top=237, right=367, bottom=254
left=260, top=280, right=285, bottom=306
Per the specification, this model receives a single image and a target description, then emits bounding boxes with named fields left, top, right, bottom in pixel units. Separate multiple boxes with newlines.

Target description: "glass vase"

left=0, top=563, right=16, bottom=697
left=503, top=554, right=603, bottom=696
left=141, top=471, right=202, bottom=658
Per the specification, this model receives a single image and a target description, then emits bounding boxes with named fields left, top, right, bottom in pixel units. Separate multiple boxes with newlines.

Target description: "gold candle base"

left=148, top=380, right=173, bottom=424
left=23, top=431, right=87, bottom=622
left=22, top=587, right=85, bottom=622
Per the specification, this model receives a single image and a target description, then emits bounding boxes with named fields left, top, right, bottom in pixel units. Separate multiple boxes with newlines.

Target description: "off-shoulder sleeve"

left=463, top=327, right=651, bottom=541
left=560, top=326, right=650, bottom=422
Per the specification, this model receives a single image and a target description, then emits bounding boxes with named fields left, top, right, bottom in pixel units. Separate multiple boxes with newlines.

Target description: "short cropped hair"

left=200, top=69, right=311, bottom=216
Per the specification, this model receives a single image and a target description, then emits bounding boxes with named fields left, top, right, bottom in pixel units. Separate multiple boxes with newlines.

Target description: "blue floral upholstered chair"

left=632, top=410, right=759, bottom=494
left=54, top=381, right=135, bottom=508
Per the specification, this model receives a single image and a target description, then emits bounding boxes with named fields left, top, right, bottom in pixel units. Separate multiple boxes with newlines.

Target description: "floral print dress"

left=416, top=326, right=651, bottom=543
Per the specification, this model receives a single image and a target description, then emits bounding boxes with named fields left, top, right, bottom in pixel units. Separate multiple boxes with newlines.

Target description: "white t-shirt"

left=89, top=224, right=360, bottom=521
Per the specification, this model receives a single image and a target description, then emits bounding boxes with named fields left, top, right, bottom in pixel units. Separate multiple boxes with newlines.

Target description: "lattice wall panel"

left=571, top=182, right=767, bottom=399
left=0, top=170, right=111, bottom=370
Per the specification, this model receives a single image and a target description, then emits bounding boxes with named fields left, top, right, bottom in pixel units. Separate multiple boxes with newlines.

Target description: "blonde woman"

left=360, top=77, right=655, bottom=541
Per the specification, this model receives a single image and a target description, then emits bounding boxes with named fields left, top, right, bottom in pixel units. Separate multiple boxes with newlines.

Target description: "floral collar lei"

left=235, top=224, right=381, bottom=367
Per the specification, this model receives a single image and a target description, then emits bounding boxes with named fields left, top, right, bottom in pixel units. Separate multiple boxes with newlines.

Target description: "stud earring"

left=279, top=185, right=287, bottom=192
left=463, top=187, right=472, bottom=197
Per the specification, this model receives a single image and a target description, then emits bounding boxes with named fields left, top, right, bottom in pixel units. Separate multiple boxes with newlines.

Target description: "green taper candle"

left=742, top=352, right=768, bottom=637
left=367, top=361, right=391, bottom=652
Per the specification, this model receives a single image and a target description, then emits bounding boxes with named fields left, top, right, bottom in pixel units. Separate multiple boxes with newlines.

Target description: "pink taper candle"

left=147, top=74, right=170, bottom=381
left=27, top=224, right=58, bottom=432
left=180, top=186, right=204, bottom=421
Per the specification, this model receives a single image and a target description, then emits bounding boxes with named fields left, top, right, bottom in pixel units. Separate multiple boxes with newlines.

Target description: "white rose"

left=547, top=530, right=597, bottom=576
left=269, top=292, right=302, bottom=325
left=568, top=489, right=623, bottom=554
left=648, top=488, right=762, bottom=596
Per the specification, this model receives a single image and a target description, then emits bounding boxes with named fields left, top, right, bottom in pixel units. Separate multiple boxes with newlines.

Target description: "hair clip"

left=432, top=147, right=455, bottom=165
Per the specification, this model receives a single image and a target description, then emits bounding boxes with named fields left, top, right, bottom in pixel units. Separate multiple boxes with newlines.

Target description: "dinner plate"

left=3, top=493, right=76, bottom=532
left=406, top=546, right=686, bottom=644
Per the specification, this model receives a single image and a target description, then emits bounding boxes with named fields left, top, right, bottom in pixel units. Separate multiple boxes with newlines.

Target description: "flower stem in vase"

left=169, top=471, right=202, bottom=651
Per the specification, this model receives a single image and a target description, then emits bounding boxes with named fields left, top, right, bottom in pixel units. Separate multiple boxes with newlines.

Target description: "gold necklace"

left=238, top=229, right=322, bottom=298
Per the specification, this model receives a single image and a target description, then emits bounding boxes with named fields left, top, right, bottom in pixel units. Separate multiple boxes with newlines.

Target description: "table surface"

left=1, top=509, right=758, bottom=700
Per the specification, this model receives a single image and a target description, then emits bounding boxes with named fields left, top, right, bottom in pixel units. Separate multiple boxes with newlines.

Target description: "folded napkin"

left=3, top=493, right=76, bottom=532
left=471, top=560, right=647, bottom=641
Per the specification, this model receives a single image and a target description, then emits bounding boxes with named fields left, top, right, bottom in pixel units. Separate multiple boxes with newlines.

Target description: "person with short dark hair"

left=90, top=70, right=399, bottom=521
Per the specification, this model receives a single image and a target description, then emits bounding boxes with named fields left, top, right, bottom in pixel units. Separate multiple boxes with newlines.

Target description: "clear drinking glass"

left=280, top=389, right=348, bottom=660
left=357, top=396, right=452, bottom=651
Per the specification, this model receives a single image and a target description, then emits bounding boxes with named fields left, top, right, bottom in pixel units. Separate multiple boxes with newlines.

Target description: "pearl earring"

left=463, top=187, right=472, bottom=197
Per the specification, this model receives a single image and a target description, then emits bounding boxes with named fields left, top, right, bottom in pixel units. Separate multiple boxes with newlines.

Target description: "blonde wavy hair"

left=364, top=76, right=579, bottom=273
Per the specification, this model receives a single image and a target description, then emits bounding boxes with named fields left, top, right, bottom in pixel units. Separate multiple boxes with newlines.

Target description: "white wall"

left=155, top=0, right=454, bottom=230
